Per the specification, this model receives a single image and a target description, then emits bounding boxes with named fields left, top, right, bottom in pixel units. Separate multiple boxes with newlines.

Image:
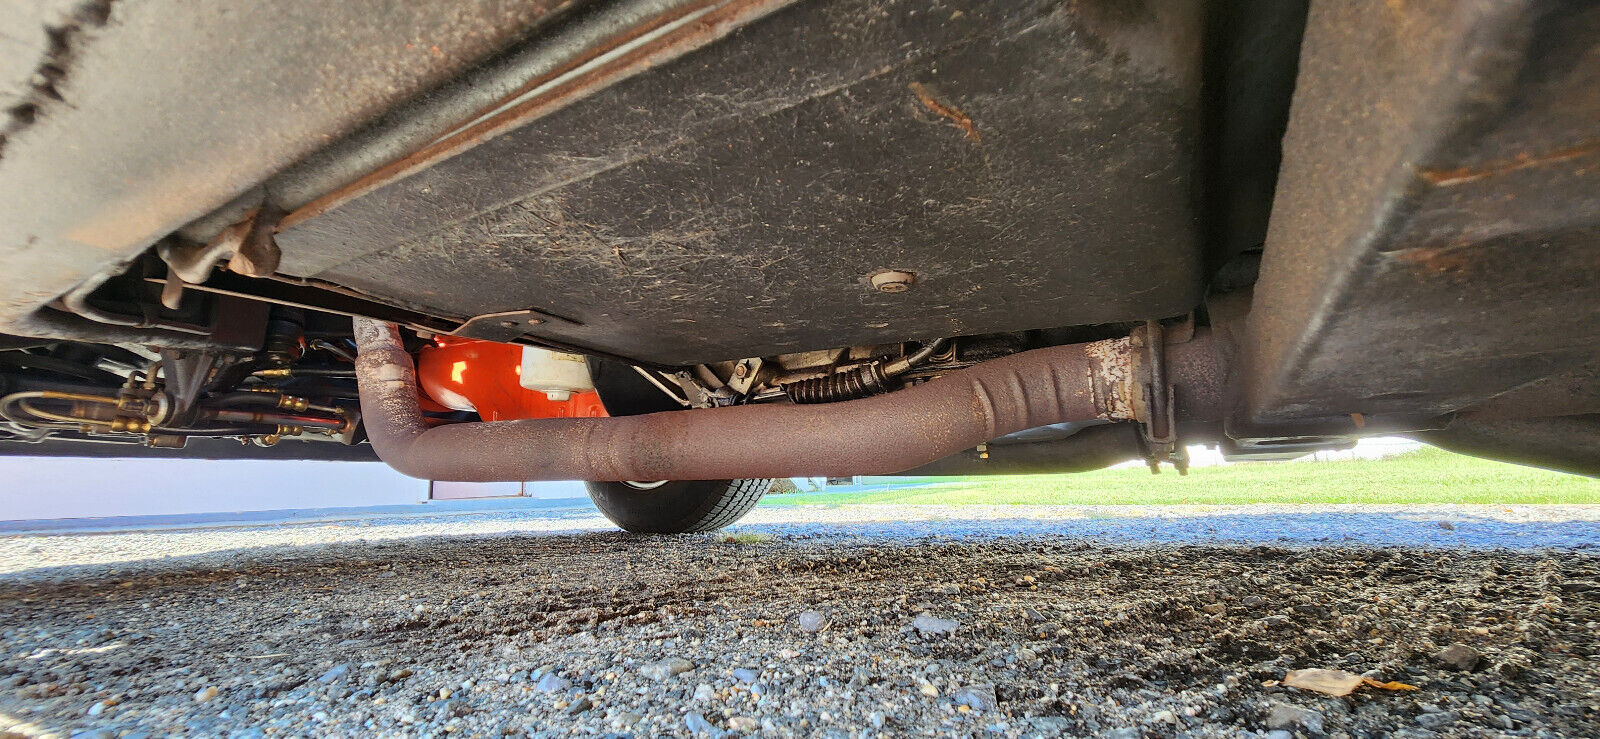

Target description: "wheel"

left=585, top=478, right=772, bottom=533
left=584, top=358, right=771, bottom=533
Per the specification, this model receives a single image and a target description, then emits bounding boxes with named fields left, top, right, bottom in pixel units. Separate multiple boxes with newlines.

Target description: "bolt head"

left=870, top=270, right=917, bottom=293
left=734, top=362, right=750, bottom=378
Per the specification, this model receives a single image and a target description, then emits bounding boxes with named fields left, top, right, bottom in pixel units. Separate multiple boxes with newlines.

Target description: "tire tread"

left=682, top=477, right=770, bottom=532
left=585, top=478, right=771, bottom=533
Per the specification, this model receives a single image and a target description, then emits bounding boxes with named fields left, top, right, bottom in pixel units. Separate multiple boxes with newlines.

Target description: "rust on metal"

left=1084, top=336, right=1137, bottom=420
left=158, top=206, right=282, bottom=286
left=1418, top=138, right=1600, bottom=187
left=226, top=205, right=283, bottom=278
left=908, top=81, right=980, bottom=143
left=281, top=0, right=799, bottom=232
left=353, top=319, right=1225, bottom=481
left=869, top=269, right=917, bottom=293
left=1394, top=243, right=1474, bottom=274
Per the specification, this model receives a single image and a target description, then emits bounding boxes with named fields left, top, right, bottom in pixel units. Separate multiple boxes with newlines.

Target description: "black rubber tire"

left=585, top=478, right=772, bottom=533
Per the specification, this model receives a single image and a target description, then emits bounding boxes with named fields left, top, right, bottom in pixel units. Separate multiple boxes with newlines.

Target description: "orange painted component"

left=415, top=337, right=607, bottom=421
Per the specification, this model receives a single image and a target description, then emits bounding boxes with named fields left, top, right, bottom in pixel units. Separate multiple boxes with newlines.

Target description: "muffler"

left=353, top=318, right=1225, bottom=481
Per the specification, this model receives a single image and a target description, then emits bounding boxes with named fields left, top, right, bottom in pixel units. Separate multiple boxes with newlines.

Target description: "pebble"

left=1434, top=643, right=1482, bottom=671
left=563, top=696, right=593, bottom=715
left=685, top=711, right=715, bottom=734
left=911, top=613, right=960, bottom=636
left=693, top=682, right=715, bottom=701
left=1030, top=717, right=1071, bottom=733
left=727, top=715, right=759, bottom=731
left=536, top=673, right=571, bottom=693
left=731, top=667, right=759, bottom=684
left=640, top=657, right=695, bottom=681
left=797, top=610, right=827, bottom=633
left=1266, top=701, right=1324, bottom=734
left=317, top=664, right=351, bottom=684
left=1416, top=710, right=1459, bottom=729
left=192, top=686, right=218, bottom=703
left=1147, top=709, right=1177, bottom=724
left=951, top=684, right=998, bottom=712
left=868, top=710, right=887, bottom=728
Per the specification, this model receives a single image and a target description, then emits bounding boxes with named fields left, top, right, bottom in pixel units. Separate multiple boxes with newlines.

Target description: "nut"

left=870, top=270, right=917, bottom=293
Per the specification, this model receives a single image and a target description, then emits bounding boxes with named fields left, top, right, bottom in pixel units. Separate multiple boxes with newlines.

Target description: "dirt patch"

left=1, top=529, right=1596, bottom=736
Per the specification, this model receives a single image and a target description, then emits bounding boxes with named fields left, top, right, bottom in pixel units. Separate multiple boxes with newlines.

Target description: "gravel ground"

left=1, top=504, right=1598, bottom=738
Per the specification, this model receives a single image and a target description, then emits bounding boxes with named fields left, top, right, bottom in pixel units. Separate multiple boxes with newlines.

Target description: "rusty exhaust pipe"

left=353, top=318, right=1225, bottom=481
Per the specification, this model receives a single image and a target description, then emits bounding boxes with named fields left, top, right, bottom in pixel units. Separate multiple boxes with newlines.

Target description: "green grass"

left=761, top=447, right=1600, bottom=507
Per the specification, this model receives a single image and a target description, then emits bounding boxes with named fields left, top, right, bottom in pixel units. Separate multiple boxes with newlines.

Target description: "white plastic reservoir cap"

left=518, top=346, right=594, bottom=401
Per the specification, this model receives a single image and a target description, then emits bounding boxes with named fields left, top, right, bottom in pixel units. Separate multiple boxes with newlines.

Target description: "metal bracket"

left=1136, top=319, right=1188, bottom=474
left=673, top=371, right=719, bottom=408
left=727, top=357, right=764, bottom=395
left=452, top=309, right=557, bottom=342
left=158, top=206, right=283, bottom=309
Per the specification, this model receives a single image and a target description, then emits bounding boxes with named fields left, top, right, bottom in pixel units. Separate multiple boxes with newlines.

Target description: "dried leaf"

left=1282, top=669, right=1419, bottom=697
left=1361, top=677, right=1419, bottom=692
left=1283, top=669, right=1366, bottom=696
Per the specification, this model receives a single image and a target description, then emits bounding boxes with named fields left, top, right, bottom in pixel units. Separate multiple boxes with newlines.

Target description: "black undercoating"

left=1242, top=0, right=1600, bottom=428
left=281, top=0, right=1210, bottom=365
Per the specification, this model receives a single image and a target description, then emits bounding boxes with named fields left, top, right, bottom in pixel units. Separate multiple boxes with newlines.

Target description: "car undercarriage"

left=1, top=0, right=1596, bottom=530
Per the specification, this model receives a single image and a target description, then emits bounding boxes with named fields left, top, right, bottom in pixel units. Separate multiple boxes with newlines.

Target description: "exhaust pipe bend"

left=354, top=318, right=1224, bottom=481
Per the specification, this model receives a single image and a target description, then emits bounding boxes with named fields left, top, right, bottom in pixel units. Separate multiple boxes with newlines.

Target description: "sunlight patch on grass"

left=762, top=448, right=1600, bottom=506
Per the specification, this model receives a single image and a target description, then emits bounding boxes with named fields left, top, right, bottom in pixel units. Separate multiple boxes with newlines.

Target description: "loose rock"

left=563, top=696, right=593, bottom=715
left=951, top=684, right=998, bottom=712
left=797, top=610, right=827, bottom=633
left=1266, top=701, right=1324, bottom=735
left=1417, top=711, right=1459, bottom=729
left=684, top=711, right=715, bottom=734
left=911, top=613, right=960, bottom=636
left=1434, top=643, right=1482, bottom=671
left=536, top=673, right=570, bottom=693
left=640, top=657, right=694, bottom=681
